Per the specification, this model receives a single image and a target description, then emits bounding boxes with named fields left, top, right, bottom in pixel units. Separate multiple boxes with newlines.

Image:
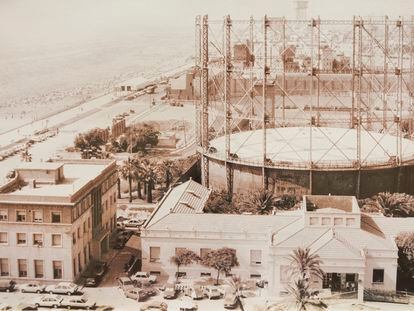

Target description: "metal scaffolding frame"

left=196, top=15, right=414, bottom=194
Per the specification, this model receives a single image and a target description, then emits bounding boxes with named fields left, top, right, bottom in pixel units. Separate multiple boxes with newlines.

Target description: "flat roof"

left=0, top=162, right=112, bottom=204
left=16, top=162, right=63, bottom=171
left=208, top=127, right=414, bottom=168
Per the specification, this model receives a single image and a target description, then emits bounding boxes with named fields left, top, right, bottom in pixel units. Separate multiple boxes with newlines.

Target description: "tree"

left=395, top=231, right=414, bottom=291
left=359, top=192, right=414, bottom=217
left=140, top=159, right=159, bottom=203
left=287, top=247, right=326, bottom=311
left=226, top=276, right=245, bottom=311
left=170, top=249, right=200, bottom=282
left=74, top=128, right=107, bottom=150
left=240, top=189, right=277, bottom=215
left=201, top=248, right=239, bottom=285
left=119, top=159, right=134, bottom=203
left=204, top=190, right=234, bottom=214
left=131, top=157, right=144, bottom=200
left=126, top=123, right=159, bottom=153
left=157, top=159, right=178, bottom=189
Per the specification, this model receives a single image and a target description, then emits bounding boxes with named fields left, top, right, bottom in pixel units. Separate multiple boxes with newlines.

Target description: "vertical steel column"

left=262, top=15, right=269, bottom=189
left=410, top=16, right=414, bottom=135
left=224, top=15, right=233, bottom=196
left=195, top=15, right=202, bottom=147
left=309, top=18, right=315, bottom=193
left=351, top=16, right=357, bottom=129
left=383, top=16, right=389, bottom=129
left=316, top=17, right=321, bottom=127
left=201, top=15, right=210, bottom=188
left=282, top=17, right=287, bottom=126
left=397, top=17, right=404, bottom=164
left=249, top=16, right=255, bottom=130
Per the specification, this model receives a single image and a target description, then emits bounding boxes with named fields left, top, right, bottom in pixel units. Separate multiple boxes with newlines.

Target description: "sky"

left=1, top=0, right=413, bottom=49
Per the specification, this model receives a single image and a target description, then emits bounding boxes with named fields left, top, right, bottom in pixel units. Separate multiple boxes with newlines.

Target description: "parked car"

left=45, top=282, right=81, bottom=295
left=255, top=279, right=268, bottom=288
left=178, top=298, right=198, bottom=311
left=163, top=282, right=177, bottom=299
left=113, top=240, right=126, bottom=249
left=0, top=280, right=16, bottom=292
left=20, top=282, right=46, bottom=293
left=203, top=286, right=222, bottom=299
left=131, top=271, right=157, bottom=284
left=223, top=291, right=238, bottom=309
left=184, top=285, right=204, bottom=300
left=34, top=295, right=64, bottom=308
left=117, top=277, right=135, bottom=291
left=140, top=300, right=168, bottom=311
left=84, top=277, right=98, bottom=287
left=62, top=297, right=96, bottom=310
left=124, top=219, right=145, bottom=228
left=94, top=261, right=108, bottom=280
left=124, top=288, right=148, bottom=302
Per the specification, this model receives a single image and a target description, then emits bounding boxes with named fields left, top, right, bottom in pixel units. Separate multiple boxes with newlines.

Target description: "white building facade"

left=141, top=181, right=414, bottom=301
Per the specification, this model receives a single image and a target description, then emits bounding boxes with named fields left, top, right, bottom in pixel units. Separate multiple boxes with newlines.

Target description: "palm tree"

left=157, top=159, right=178, bottom=189
left=120, top=158, right=134, bottom=203
left=287, top=247, right=326, bottom=311
left=131, top=157, right=144, bottom=200
left=374, top=192, right=414, bottom=217
left=240, top=189, right=277, bottom=214
left=140, top=159, right=159, bottom=203
left=226, top=276, right=245, bottom=311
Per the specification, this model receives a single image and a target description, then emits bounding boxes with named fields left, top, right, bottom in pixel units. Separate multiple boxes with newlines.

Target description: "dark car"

left=84, top=277, right=98, bottom=287
left=113, top=240, right=125, bottom=249
left=94, top=261, right=108, bottom=279
left=0, top=280, right=16, bottom=292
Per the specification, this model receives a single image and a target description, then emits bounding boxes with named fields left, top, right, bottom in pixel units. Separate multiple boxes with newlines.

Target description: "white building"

left=0, top=159, right=118, bottom=283
left=141, top=181, right=414, bottom=301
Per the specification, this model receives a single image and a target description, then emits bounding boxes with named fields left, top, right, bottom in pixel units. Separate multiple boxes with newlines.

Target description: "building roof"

left=144, top=179, right=211, bottom=228
left=0, top=161, right=115, bottom=204
left=304, top=195, right=359, bottom=213
left=363, top=214, right=414, bottom=237
left=146, top=212, right=301, bottom=235
left=16, top=162, right=63, bottom=171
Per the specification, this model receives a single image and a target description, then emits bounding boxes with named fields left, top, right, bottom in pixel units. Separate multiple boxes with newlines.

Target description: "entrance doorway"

left=323, top=273, right=358, bottom=293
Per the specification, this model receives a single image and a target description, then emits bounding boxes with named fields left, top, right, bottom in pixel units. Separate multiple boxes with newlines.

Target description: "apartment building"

left=0, top=159, right=117, bottom=283
left=141, top=181, right=414, bottom=301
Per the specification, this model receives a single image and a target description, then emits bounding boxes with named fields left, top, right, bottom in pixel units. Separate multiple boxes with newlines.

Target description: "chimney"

left=30, top=179, right=36, bottom=189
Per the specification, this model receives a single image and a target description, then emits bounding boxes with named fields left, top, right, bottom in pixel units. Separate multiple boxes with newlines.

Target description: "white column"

left=273, top=263, right=281, bottom=297
left=358, top=273, right=364, bottom=302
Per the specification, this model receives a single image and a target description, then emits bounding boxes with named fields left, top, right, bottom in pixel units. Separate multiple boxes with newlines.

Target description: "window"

left=200, top=248, right=211, bottom=258
left=88, top=217, right=91, bottom=229
left=0, top=232, right=7, bottom=244
left=33, top=210, right=43, bottom=222
left=322, top=217, right=331, bottom=226
left=51, top=212, right=61, bottom=223
left=78, top=253, right=82, bottom=273
left=17, top=233, right=27, bottom=245
left=53, top=261, right=63, bottom=279
left=18, top=259, right=27, bottom=277
left=150, top=247, right=160, bottom=262
left=34, top=260, right=44, bottom=278
left=334, top=218, right=343, bottom=226
left=33, top=233, right=43, bottom=247
left=280, top=265, right=291, bottom=283
left=372, top=269, right=384, bottom=284
left=309, top=217, right=319, bottom=225
left=250, top=274, right=262, bottom=279
left=0, top=210, right=7, bottom=221
left=51, top=234, right=62, bottom=247
left=250, top=249, right=262, bottom=265
left=200, top=272, right=211, bottom=277
left=72, top=233, right=76, bottom=245
left=0, top=258, right=9, bottom=276
left=16, top=210, right=26, bottom=222
left=83, top=221, right=87, bottom=234
left=77, top=227, right=81, bottom=239
left=83, top=246, right=87, bottom=265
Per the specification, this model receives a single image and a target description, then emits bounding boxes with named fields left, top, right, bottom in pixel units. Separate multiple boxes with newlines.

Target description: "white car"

left=131, top=271, right=157, bottom=284
left=20, top=281, right=46, bottom=293
left=124, top=219, right=145, bottom=228
left=45, top=282, right=81, bottom=295
left=62, top=297, right=96, bottom=310
left=203, top=286, right=222, bottom=299
left=34, top=295, right=63, bottom=308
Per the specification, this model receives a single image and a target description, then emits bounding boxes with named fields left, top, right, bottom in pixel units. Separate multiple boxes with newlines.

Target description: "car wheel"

left=35, top=304, right=40, bottom=308
left=36, top=290, right=41, bottom=294
left=5, top=289, right=9, bottom=293
left=53, top=305, right=58, bottom=309
left=49, top=291, right=54, bottom=294
left=67, top=291, right=72, bottom=295
left=21, top=289, right=25, bottom=293
left=67, top=306, right=71, bottom=310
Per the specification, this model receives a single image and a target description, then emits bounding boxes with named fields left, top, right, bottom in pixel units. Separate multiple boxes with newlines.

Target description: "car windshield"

left=124, top=280, right=133, bottom=285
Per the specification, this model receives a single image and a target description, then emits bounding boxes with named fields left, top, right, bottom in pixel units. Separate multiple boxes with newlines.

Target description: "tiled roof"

left=144, top=180, right=211, bottom=228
